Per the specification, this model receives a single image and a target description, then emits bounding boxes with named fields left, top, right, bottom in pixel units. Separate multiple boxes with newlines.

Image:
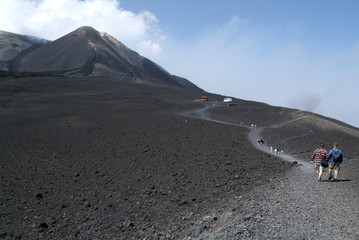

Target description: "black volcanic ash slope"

left=0, top=30, right=49, bottom=71
left=13, top=26, right=199, bottom=90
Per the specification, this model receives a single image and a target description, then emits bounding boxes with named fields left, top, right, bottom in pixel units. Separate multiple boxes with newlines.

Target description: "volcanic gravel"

left=1, top=76, right=358, bottom=239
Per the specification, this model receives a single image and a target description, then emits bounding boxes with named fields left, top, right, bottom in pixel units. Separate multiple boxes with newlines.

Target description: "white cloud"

left=0, top=0, right=164, bottom=56
left=136, top=40, right=162, bottom=58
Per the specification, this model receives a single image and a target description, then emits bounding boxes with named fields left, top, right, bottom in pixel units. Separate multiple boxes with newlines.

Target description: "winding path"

left=182, top=104, right=312, bottom=171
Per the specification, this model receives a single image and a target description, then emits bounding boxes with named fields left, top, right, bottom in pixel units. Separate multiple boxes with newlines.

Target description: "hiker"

left=310, top=143, right=329, bottom=181
left=257, top=138, right=264, bottom=146
left=328, top=142, right=343, bottom=181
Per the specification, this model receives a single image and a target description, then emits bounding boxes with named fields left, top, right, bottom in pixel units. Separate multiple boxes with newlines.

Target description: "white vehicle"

left=223, top=97, right=232, bottom=103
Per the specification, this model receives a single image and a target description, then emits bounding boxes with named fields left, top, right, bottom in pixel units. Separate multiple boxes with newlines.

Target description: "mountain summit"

left=1, top=26, right=200, bottom=90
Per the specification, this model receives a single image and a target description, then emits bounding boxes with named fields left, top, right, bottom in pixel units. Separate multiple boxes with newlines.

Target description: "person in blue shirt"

left=328, top=142, right=343, bottom=181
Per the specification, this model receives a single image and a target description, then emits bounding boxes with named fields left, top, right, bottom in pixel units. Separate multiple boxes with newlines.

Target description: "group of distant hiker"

left=311, top=142, right=343, bottom=181
left=257, top=139, right=285, bottom=156
left=271, top=147, right=284, bottom=155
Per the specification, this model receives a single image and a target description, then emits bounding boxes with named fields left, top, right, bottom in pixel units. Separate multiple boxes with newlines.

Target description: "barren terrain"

left=1, top=76, right=358, bottom=239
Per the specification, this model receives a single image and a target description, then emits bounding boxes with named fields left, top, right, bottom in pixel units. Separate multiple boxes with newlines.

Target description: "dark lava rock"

left=35, top=193, right=43, bottom=199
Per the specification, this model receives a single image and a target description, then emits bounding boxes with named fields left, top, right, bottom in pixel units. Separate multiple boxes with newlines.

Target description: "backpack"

left=320, top=155, right=329, bottom=168
left=332, top=150, right=342, bottom=163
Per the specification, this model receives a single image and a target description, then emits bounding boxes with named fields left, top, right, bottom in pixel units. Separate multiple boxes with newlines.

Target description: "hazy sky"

left=1, top=0, right=358, bottom=127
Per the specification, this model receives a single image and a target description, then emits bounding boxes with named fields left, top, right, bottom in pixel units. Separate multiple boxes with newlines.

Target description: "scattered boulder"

left=211, top=212, right=232, bottom=229
left=202, top=215, right=212, bottom=222
left=35, top=193, right=43, bottom=199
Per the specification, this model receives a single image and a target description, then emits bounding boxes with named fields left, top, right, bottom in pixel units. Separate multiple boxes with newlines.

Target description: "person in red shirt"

left=311, top=143, right=329, bottom=181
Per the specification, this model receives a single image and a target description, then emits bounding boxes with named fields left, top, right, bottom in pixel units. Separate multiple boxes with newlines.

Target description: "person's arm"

left=311, top=150, right=316, bottom=162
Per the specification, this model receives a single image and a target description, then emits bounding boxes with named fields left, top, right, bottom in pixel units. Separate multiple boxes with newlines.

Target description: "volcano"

left=1, top=26, right=200, bottom=90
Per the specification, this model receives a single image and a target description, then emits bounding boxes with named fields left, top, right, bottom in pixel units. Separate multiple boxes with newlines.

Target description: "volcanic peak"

left=101, top=32, right=129, bottom=49
left=1, top=26, right=202, bottom=90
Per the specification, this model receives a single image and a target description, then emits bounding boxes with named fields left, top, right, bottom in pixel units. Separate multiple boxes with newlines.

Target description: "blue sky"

left=121, top=0, right=357, bottom=45
left=1, top=0, right=359, bottom=127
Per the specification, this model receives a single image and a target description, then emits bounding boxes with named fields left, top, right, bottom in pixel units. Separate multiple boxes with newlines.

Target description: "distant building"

left=194, top=96, right=208, bottom=102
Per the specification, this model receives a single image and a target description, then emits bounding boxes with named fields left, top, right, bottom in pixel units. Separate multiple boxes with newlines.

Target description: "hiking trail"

left=182, top=104, right=312, bottom=171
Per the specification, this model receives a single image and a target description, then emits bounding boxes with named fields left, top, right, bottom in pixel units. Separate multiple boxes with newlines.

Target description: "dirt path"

left=182, top=104, right=359, bottom=239
left=183, top=104, right=312, bottom=170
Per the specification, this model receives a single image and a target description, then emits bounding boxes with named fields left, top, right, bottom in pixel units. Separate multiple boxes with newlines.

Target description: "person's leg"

left=315, top=164, right=319, bottom=176
left=318, top=166, right=323, bottom=180
left=334, top=163, right=340, bottom=180
left=328, top=163, right=334, bottom=180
